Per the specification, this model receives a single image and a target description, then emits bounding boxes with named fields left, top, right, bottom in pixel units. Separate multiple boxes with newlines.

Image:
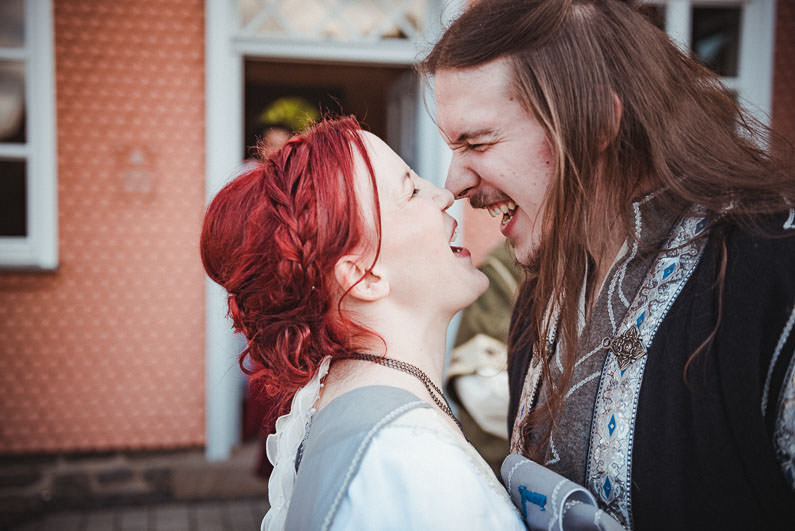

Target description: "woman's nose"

left=434, top=184, right=455, bottom=210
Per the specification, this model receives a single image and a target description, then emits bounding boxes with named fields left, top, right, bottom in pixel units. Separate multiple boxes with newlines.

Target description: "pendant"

left=602, top=325, right=646, bottom=370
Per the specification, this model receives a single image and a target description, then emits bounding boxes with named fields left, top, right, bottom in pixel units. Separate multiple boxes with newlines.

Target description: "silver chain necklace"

left=344, top=353, right=463, bottom=432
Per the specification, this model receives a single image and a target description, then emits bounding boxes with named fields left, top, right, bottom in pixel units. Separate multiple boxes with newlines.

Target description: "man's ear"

left=600, top=92, right=623, bottom=151
left=334, top=255, right=390, bottom=302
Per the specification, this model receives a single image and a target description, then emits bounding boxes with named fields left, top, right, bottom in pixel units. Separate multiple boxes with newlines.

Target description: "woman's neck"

left=316, top=305, right=451, bottom=411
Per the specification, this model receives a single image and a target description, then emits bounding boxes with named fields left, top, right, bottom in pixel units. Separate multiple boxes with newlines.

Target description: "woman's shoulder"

left=287, top=386, right=523, bottom=530
left=284, top=385, right=432, bottom=529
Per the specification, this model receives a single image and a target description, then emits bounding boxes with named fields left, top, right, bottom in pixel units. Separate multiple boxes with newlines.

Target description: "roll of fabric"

left=501, top=453, right=624, bottom=531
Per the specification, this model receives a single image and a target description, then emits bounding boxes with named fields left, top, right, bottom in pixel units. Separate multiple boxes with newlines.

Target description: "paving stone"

left=223, top=500, right=260, bottom=531
left=8, top=518, right=41, bottom=531
left=83, top=509, right=116, bottom=531
left=38, top=511, right=84, bottom=531
left=97, top=468, right=134, bottom=485
left=193, top=502, right=224, bottom=531
left=142, top=467, right=172, bottom=496
left=152, top=503, right=190, bottom=531
left=118, top=506, right=150, bottom=531
left=52, top=473, right=91, bottom=505
left=0, top=471, right=42, bottom=488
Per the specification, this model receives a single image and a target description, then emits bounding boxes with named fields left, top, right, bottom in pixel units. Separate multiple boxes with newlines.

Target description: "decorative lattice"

left=237, top=0, right=429, bottom=42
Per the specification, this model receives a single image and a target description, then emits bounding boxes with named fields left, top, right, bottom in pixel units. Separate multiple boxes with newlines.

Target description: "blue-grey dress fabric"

left=284, top=385, right=430, bottom=530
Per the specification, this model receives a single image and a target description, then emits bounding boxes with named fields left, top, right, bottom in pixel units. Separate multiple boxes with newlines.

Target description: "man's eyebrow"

left=451, top=128, right=497, bottom=144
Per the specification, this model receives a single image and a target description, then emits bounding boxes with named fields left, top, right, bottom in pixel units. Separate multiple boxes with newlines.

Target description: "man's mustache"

left=468, top=190, right=513, bottom=210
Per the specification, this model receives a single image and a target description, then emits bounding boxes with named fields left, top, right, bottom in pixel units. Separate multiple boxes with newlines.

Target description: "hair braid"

left=200, top=117, right=381, bottom=435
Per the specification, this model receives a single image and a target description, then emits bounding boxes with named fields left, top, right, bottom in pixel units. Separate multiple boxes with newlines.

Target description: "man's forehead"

left=433, top=62, right=516, bottom=136
left=436, top=97, right=507, bottom=142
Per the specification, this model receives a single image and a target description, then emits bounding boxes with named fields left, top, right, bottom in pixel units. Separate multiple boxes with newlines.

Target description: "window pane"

left=0, top=60, right=26, bottom=143
left=0, top=159, right=27, bottom=237
left=691, top=7, right=741, bottom=77
left=0, top=0, right=25, bottom=48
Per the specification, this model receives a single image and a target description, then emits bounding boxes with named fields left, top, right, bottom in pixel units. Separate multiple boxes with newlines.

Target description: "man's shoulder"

left=723, top=209, right=795, bottom=276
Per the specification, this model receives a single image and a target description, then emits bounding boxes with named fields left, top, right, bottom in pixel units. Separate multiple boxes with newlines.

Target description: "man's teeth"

left=487, top=201, right=516, bottom=218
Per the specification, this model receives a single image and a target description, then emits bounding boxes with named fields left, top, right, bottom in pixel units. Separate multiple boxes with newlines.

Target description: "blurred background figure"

left=256, top=124, right=291, bottom=159
left=446, top=244, right=521, bottom=474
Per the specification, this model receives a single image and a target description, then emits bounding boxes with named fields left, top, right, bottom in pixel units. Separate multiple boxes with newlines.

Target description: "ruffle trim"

left=261, top=356, right=331, bottom=531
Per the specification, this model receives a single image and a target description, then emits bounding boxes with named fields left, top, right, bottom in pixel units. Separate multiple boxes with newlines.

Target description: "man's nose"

left=444, top=155, right=477, bottom=199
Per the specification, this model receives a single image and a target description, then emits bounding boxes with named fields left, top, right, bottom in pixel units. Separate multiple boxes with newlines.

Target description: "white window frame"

left=0, top=0, right=58, bottom=270
left=648, top=0, right=776, bottom=126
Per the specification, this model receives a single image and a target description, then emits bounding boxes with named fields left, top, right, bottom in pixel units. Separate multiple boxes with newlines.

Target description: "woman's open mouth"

left=448, top=220, right=471, bottom=257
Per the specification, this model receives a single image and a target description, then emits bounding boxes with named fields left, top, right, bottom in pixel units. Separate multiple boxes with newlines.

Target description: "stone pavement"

left=1, top=442, right=269, bottom=530
left=7, top=498, right=268, bottom=531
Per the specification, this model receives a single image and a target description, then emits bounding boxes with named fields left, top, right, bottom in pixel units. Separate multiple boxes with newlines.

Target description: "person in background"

left=446, top=243, right=520, bottom=474
left=422, top=0, right=795, bottom=528
left=257, top=123, right=292, bottom=159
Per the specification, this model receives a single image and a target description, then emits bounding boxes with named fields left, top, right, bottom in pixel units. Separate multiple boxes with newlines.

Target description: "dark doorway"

left=244, top=59, right=412, bottom=159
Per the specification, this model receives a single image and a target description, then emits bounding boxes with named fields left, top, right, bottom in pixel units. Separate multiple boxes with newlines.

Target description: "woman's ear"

left=334, top=255, right=390, bottom=302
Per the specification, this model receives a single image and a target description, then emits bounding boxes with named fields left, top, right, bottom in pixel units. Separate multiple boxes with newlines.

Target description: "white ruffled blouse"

left=261, top=356, right=525, bottom=530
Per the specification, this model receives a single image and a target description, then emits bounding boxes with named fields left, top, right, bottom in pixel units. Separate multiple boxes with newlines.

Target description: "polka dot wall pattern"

left=0, top=0, right=207, bottom=452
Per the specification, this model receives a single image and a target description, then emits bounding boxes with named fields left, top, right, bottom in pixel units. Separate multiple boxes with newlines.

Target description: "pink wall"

left=0, top=0, right=206, bottom=452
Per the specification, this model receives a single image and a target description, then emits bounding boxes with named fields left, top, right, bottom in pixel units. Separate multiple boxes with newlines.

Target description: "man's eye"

left=469, top=143, right=489, bottom=152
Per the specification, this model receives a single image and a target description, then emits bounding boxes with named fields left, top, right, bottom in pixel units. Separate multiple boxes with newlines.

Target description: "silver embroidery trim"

left=585, top=214, right=709, bottom=529
left=762, top=305, right=795, bottom=414
left=783, top=208, right=795, bottom=230
left=774, top=342, right=795, bottom=490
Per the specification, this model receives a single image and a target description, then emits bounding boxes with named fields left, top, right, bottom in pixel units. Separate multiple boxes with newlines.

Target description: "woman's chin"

left=472, top=269, right=490, bottom=299
left=450, top=269, right=490, bottom=312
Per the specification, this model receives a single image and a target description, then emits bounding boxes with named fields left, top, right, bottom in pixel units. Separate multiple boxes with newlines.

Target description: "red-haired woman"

left=201, top=117, right=525, bottom=530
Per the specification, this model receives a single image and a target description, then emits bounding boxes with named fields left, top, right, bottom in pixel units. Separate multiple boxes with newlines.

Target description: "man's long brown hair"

left=421, top=0, right=794, bottom=461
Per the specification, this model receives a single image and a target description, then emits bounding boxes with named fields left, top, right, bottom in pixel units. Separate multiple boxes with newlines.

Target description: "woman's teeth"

left=487, top=201, right=516, bottom=226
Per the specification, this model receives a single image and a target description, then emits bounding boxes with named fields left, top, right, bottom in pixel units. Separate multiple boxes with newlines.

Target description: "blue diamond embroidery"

left=662, top=263, right=675, bottom=279
left=696, top=219, right=707, bottom=233
left=636, top=312, right=645, bottom=327
left=608, top=415, right=616, bottom=436
left=602, top=477, right=612, bottom=499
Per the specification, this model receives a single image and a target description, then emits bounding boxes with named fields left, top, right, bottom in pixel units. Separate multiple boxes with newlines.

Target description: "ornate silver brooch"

left=602, top=325, right=646, bottom=370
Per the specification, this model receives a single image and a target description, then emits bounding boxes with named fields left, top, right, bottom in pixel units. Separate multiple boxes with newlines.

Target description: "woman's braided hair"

left=200, top=116, right=381, bottom=435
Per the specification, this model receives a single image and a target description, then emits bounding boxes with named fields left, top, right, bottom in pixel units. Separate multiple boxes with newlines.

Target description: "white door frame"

left=203, top=0, right=457, bottom=460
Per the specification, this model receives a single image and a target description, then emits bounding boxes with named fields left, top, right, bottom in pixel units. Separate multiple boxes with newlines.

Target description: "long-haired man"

left=423, top=0, right=795, bottom=528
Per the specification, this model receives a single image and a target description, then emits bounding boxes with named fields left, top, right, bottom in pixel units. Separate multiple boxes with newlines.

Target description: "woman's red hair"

left=200, top=116, right=380, bottom=435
